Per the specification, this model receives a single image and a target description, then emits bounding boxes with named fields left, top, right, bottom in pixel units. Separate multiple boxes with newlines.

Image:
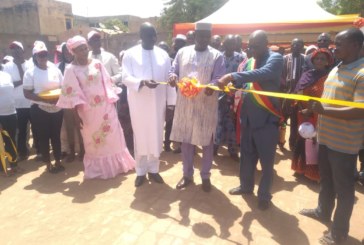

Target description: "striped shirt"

left=318, top=57, right=364, bottom=154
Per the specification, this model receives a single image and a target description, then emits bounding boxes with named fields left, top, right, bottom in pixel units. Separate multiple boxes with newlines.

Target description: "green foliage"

left=317, top=0, right=363, bottom=15
left=102, top=19, right=129, bottom=32
left=159, top=0, right=228, bottom=31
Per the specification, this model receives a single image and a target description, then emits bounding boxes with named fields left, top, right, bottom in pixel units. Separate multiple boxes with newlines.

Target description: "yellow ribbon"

left=158, top=82, right=364, bottom=109
left=0, top=129, right=18, bottom=175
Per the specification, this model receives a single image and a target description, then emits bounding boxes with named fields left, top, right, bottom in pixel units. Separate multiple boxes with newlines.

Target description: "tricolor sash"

left=245, top=58, right=283, bottom=121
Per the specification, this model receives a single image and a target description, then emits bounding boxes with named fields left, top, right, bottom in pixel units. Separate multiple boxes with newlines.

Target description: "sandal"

left=319, top=232, right=347, bottom=245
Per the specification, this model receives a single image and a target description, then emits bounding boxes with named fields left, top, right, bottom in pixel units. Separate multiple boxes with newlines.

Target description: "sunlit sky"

left=57, top=0, right=167, bottom=18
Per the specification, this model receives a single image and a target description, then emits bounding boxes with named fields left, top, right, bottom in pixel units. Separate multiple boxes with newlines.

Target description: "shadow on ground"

left=23, top=159, right=133, bottom=203
left=241, top=194, right=310, bottom=245
left=130, top=181, right=242, bottom=244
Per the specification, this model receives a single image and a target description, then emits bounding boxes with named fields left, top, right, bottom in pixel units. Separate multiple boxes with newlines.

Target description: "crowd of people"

left=1, top=22, right=364, bottom=244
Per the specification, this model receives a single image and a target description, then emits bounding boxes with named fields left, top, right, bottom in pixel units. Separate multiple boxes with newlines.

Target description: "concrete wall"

left=37, top=0, right=73, bottom=36
left=0, top=0, right=73, bottom=60
left=0, top=0, right=40, bottom=35
left=57, top=30, right=169, bottom=57
left=73, top=15, right=160, bottom=33
left=0, top=0, right=72, bottom=36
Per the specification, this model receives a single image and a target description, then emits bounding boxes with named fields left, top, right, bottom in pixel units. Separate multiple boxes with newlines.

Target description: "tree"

left=159, top=0, right=228, bottom=32
left=318, top=0, right=364, bottom=16
left=102, top=19, right=129, bottom=32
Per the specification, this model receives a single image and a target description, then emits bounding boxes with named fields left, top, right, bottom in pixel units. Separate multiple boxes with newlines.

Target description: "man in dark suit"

left=218, top=30, right=283, bottom=210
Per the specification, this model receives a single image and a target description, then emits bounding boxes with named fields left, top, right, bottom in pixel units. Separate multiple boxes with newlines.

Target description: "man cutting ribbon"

left=218, top=30, right=284, bottom=210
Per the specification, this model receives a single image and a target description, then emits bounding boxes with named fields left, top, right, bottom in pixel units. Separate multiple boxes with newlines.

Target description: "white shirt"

left=0, top=71, right=16, bottom=116
left=23, top=65, right=63, bottom=113
left=89, top=49, right=122, bottom=84
left=3, top=60, right=33, bottom=108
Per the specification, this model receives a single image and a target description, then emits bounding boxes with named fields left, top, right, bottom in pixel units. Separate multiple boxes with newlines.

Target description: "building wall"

left=57, top=29, right=169, bottom=58
left=0, top=0, right=40, bottom=35
left=73, top=15, right=160, bottom=33
left=0, top=0, right=72, bottom=36
left=37, top=0, right=73, bottom=36
left=0, top=0, right=73, bottom=59
left=99, top=31, right=168, bottom=58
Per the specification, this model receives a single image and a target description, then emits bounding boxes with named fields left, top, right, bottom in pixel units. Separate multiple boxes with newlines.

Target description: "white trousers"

left=135, top=154, right=159, bottom=176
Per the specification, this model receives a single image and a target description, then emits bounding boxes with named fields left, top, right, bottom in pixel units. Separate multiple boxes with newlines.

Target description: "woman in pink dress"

left=57, top=36, right=135, bottom=179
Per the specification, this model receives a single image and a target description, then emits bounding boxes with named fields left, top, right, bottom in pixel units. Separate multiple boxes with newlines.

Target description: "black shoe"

left=319, top=231, right=347, bottom=245
left=176, top=176, right=193, bottom=189
left=202, top=178, right=211, bottom=192
left=229, top=186, right=253, bottom=195
left=148, top=173, right=164, bottom=184
left=258, top=200, right=271, bottom=210
left=135, top=175, right=146, bottom=187
left=299, top=208, right=331, bottom=223
left=164, top=143, right=171, bottom=152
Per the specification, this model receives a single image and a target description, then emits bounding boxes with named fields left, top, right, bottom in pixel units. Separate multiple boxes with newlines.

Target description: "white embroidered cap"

left=9, top=41, right=24, bottom=51
left=32, top=41, right=48, bottom=55
left=87, top=30, right=101, bottom=41
left=176, top=34, right=187, bottom=40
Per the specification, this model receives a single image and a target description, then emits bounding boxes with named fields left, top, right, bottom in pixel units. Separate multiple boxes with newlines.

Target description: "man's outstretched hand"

left=217, top=74, right=233, bottom=90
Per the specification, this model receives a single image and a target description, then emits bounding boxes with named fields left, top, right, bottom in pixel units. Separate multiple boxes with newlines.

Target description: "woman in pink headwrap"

left=57, top=35, right=135, bottom=179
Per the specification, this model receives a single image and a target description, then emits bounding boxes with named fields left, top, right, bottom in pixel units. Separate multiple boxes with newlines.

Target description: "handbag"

left=305, top=139, right=318, bottom=165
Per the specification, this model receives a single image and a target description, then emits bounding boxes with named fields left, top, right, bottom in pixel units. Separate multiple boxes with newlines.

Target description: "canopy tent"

left=173, top=0, right=359, bottom=43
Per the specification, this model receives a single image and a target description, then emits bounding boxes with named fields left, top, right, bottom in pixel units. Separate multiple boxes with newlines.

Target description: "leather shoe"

left=258, top=200, right=271, bottom=210
left=299, top=208, right=331, bottom=223
left=164, top=143, right=171, bottom=152
left=229, top=186, right=253, bottom=195
left=135, top=175, right=146, bottom=187
left=176, top=177, right=193, bottom=189
left=148, top=173, right=164, bottom=184
left=202, top=178, right=211, bottom=192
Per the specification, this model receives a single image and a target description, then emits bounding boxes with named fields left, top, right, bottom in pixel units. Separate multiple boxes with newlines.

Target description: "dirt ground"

left=1, top=142, right=364, bottom=245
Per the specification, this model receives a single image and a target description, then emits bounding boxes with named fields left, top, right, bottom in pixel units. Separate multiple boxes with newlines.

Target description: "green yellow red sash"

left=245, top=58, right=283, bottom=120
